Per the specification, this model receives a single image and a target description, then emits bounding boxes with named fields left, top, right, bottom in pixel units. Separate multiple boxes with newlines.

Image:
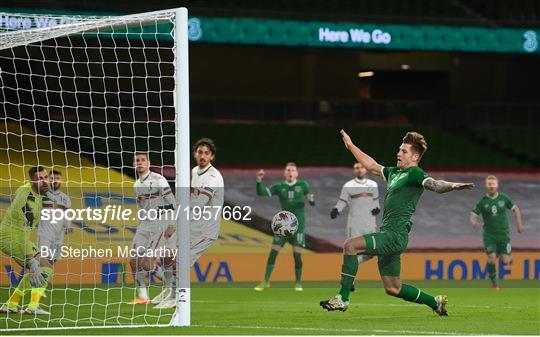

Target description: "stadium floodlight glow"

left=0, top=7, right=191, bottom=330
left=401, top=64, right=410, bottom=70
left=358, top=71, right=375, bottom=77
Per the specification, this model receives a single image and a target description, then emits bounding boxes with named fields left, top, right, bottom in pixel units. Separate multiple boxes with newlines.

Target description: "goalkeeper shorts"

left=0, top=226, right=38, bottom=266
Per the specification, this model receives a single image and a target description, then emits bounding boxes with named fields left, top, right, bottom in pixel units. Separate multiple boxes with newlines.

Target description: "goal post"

left=0, top=7, right=190, bottom=330
left=172, top=7, right=191, bottom=327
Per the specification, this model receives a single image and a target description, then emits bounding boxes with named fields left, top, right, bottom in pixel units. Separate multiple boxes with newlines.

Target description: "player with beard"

left=331, top=162, right=380, bottom=291
left=1, top=166, right=52, bottom=315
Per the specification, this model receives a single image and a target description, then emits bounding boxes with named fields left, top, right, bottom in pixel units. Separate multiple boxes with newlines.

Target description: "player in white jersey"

left=331, top=162, right=380, bottom=238
left=331, top=162, right=380, bottom=292
left=39, top=170, right=72, bottom=262
left=151, top=138, right=224, bottom=309
left=129, top=152, right=176, bottom=305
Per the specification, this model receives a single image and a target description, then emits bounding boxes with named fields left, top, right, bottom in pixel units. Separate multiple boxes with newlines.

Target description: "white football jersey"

left=41, top=189, right=72, bottom=229
left=191, top=165, right=224, bottom=239
left=134, top=171, right=173, bottom=226
left=335, top=177, right=379, bottom=229
left=45, top=189, right=71, bottom=209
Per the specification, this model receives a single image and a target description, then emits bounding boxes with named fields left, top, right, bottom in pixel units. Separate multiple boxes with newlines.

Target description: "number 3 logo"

left=188, top=18, right=203, bottom=41
left=523, top=30, right=538, bottom=52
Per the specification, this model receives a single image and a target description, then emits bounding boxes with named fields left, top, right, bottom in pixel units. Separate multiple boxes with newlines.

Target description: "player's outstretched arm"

left=256, top=169, right=272, bottom=196
left=424, top=178, right=475, bottom=194
left=512, top=205, right=525, bottom=233
left=340, top=130, right=383, bottom=177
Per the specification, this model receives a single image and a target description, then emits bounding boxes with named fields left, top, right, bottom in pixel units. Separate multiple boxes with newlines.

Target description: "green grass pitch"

left=1, top=280, right=539, bottom=335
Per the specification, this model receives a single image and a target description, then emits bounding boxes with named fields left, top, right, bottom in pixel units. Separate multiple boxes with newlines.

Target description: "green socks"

left=293, top=252, right=302, bottom=283
left=396, top=283, right=437, bottom=310
left=487, top=262, right=497, bottom=285
left=263, top=250, right=303, bottom=284
left=338, top=255, right=358, bottom=301
left=263, top=249, right=279, bottom=282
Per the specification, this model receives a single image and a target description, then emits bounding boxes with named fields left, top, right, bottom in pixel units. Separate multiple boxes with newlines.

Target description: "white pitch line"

left=191, top=323, right=482, bottom=335
left=192, top=299, right=523, bottom=309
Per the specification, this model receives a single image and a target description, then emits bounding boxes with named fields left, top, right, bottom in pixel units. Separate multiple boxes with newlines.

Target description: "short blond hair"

left=403, top=132, right=428, bottom=159
left=285, top=162, right=297, bottom=168
left=486, top=175, right=498, bottom=181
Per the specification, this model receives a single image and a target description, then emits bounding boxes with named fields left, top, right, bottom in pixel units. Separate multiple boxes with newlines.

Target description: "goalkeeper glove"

left=28, top=258, right=46, bottom=287
left=330, top=208, right=339, bottom=219
left=371, top=207, right=380, bottom=216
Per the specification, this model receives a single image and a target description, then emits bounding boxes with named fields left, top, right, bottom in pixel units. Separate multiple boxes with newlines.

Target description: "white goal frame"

left=0, top=7, right=191, bottom=330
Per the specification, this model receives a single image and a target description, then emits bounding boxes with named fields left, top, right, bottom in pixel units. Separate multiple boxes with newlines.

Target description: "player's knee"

left=487, top=256, right=497, bottom=264
left=139, top=257, right=153, bottom=271
left=384, top=286, right=400, bottom=296
left=343, top=239, right=357, bottom=255
left=271, top=245, right=282, bottom=252
left=502, top=256, right=512, bottom=265
left=163, top=257, right=175, bottom=268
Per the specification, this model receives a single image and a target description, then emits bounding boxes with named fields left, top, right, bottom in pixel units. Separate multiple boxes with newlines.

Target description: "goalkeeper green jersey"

left=381, top=166, right=430, bottom=234
left=256, top=179, right=313, bottom=232
left=472, top=193, right=514, bottom=236
left=0, top=183, right=46, bottom=231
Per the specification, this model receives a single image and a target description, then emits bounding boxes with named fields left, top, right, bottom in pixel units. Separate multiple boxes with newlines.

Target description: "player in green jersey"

left=1, top=166, right=53, bottom=315
left=469, top=175, right=524, bottom=290
left=320, top=130, right=474, bottom=316
left=254, top=162, right=315, bottom=292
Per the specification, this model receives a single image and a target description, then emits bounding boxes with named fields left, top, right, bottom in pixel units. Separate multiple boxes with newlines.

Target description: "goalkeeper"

left=254, top=163, right=315, bottom=292
left=0, top=166, right=53, bottom=315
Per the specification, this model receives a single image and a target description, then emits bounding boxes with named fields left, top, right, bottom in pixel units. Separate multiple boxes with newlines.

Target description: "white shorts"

left=347, top=225, right=377, bottom=239
left=38, top=221, right=66, bottom=260
left=151, top=230, right=216, bottom=266
left=132, top=222, right=169, bottom=251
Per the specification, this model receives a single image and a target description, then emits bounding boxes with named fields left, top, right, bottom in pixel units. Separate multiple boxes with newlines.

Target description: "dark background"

left=0, top=0, right=539, bottom=169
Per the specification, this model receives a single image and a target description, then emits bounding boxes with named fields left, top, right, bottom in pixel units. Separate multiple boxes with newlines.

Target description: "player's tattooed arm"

left=423, top=178, right=475, bottom=193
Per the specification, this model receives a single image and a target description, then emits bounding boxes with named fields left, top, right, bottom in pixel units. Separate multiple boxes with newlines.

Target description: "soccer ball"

left=271, top=211, right=299, bottom=236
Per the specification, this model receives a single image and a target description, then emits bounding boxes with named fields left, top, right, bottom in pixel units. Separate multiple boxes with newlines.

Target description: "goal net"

left=0, top=8, right=190, bottom=330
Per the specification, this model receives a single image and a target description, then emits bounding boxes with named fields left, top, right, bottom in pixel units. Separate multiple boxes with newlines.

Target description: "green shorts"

left=363, top=231, right=409, bottom=277
left=273, top=232, right=305, bottom=248
left=0, top=226, right=38, bottom=266
left=483, top=233, right=511, bottom=256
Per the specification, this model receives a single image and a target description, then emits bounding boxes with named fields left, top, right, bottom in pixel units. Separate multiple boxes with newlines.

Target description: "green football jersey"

left=472, top=193, right=514, bottom=235
left=381, top=166, right=430, bottom=234
left=256, top=179, right=313, bottom=232
left=0, top=183, right=45, bottom=231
